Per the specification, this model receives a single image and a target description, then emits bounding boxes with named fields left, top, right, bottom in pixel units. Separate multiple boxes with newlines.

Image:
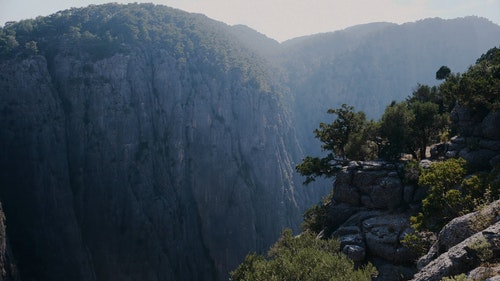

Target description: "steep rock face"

left=0, top=5, right=308, bottom=280
left=0, top=49, right=300, bottom=281
left=0, top=56, right=96, bottom=281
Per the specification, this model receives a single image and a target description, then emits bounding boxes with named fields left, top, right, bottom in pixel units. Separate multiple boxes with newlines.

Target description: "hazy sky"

left=1, top=0, right=499, bottom=42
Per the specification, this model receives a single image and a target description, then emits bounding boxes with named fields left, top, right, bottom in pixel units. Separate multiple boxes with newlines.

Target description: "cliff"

left=1, top=3, right=500, bottom=281
left=0, top=4, right=308, bottom=280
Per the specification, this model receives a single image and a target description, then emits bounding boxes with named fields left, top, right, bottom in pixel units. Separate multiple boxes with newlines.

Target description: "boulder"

left=482, top=111, right=500, bottom=140
left=366, top=176, right=403, bottom=209
left=333, top=162, right=404, bottom=210
left=362, top=215, right=414, bottom=263
left=326, top=203, right=363, bottom=230
left=403, top=185, right=415, bottom=204
left=342, top=245, right=366, bottom=262
left=338, top=234, right=364, bottom=248
left=430, top=143, right=446, bottom=159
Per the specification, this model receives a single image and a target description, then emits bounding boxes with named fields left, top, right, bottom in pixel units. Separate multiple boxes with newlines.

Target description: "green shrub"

left=230, top=229, right=378, bottom=281
left=467, top=236, right=493, bottom=262
left=411, top=159, right=500, bottom=232
left=411, top=158, right=471, bottom=231
left=401, top=231, right=434, bottom=258
left=403, top=160, right=421, bottom=185
left=440, top=274, right=473, bottom=281
left=301, top=189, right=333, bottom=233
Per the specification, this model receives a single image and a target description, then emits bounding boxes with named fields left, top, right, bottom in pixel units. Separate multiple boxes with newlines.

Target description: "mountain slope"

left=277, top=17, right=500, bottom=155
left=0, top=4, right=307, bottom=281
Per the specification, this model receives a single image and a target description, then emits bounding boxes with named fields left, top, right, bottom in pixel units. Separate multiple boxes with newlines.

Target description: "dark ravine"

left=0, top=3, right=500, bottom=281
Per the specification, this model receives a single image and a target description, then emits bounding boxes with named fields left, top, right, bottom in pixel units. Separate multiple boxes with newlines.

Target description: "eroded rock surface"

left=322, top=161, right=419, bottom=280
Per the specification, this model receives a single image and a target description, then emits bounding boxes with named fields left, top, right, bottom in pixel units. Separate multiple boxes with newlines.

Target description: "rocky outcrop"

left=412, top=220, right=500, bottom=281
left=324, top=161, right=500, bottom=281
left=445, top=106, right=500, bottom=169
left=417, top=200, right=500, bottom=269
left=411, top=200, right=500, bottom=281
left=321, top=161, right=421, bottom=280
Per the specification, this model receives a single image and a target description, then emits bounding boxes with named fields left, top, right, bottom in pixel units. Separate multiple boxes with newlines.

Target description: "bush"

left=401, top=231, right=435, bottom=258
left=440, top=274, right=473, bottom=281
left=301, top=190, right=333, bottom=233
left=467, top=236, right=494, bottom=262
left=230, top=229, right=377, bottom=281
left=411, top=158, right=471, bottom=231
left=403, top=160, right=421, bottom=185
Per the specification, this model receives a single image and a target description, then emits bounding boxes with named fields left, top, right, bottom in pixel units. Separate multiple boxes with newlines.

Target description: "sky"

left=1, top=0, right=500, bottom=42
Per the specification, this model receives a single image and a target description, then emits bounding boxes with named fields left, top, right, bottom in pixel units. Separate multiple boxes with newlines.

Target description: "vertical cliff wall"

left=0, top=4, right=307, bottom=280
left=0, top=48, right=302, bottom=281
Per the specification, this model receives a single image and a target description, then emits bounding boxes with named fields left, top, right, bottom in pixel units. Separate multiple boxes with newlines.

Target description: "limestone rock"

left=373, top=257, right=416, bottom=281
left=451, top=105, right=485, bottom=137
left=418, top=200, right=500, bottom=270
left=333, top=162, right=404, bottom=210
left=444, top=107, right=500, bottom=171
left=459, top=148, right=497, bottom=171
left=362, top=215, right=414, bottom=263
left=468, top=264, right=500, bottom=280
left=411, top=222, right=500, bottom=281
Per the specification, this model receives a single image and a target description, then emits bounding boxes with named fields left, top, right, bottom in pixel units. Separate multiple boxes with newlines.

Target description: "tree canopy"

left=440, top=47, right=500, bottom=113
left=436, top=65, right=451, bottom=80
left=296, top=104, right=377, bottom=184
left=297, top=47, right=500, bottom=184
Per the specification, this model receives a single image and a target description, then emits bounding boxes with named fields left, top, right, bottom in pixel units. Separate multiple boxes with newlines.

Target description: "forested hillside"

left=0, top=3, right=499, bottom=281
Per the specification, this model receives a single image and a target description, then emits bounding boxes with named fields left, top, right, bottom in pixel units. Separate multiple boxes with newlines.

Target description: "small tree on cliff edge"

left=296, top=104, right=376, bottom=184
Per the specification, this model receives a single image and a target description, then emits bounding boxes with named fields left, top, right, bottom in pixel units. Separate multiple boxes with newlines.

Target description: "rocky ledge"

left=320, top=161, right=422, bottom=281
left=412, top=200, right=500, bottom=281
left=320, top=159, right=500, bottom=281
